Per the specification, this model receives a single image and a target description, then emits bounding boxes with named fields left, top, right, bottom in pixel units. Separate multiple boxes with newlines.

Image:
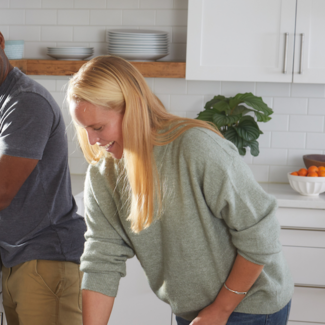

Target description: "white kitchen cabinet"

left=293, top=0, right=325, bottom=83
left=186, top=0, right=325, bottom=83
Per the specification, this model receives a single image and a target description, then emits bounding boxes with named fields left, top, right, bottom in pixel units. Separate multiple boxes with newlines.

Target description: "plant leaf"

left=231, top=105, right=252, bottom=116
left=212, top=113, right=242, bottom=128
left=229, top=92, right=273, bottom=119
left=213, top=100, right=231, bottom=113
left=235, top=117, right=263, bottom=141
left=254, top=111, right=273, bottom=122
left=243, top=140, right=260, bottom=156
left=224, top=127, right=244, bottom=152
left=204, top=95, right=226, bottom=109
left=196, top=109, right=217, bottom=122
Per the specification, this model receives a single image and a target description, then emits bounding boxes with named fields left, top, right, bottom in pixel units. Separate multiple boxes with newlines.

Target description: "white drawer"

left=288, top=322, right=325, bottom=325
left=289, top=287, right=325, bottom=323
left=282, top=246, right=325, bottom=286
left=277, top=208, right=325, bottom=229
left=280, top=229, right=325, bottom=248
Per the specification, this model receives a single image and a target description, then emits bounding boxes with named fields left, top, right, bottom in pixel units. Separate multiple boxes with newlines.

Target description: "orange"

left=307, top=166, right=319, bottom=173
left=290, top=171, right=298, bottom=176
left=318, top=171, right=325, bottom=177
left=298, top=168, right=308, bottom=176
left=307, top=172, right=318, bottom=177
left=318, top=166, right=325, bottom=172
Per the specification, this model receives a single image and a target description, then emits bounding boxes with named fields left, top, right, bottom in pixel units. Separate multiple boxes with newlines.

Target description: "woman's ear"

left=0, top=32, right=5, bottom=50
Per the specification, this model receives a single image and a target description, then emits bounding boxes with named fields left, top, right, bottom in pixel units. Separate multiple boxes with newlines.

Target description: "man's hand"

left=0, top=154, right=38, bottom=210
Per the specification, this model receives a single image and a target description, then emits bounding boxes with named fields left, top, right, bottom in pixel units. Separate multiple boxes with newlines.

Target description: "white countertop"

left=260, top=183, right=325, bottom=210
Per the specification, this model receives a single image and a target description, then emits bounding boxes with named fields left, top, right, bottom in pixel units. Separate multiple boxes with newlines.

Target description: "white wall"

left=1, top=0, right=325, bottom=190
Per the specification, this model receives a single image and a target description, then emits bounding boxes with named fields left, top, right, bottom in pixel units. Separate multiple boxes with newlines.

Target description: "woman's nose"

left=87, top=130, right=99, bottom=146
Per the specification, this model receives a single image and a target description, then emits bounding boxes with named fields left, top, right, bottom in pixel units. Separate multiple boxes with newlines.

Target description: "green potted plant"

left=196, top=92, right=273, bottom=156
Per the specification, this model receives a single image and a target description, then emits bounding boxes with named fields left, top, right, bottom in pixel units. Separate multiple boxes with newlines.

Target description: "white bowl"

left=287, top=172, right=325, bottom=196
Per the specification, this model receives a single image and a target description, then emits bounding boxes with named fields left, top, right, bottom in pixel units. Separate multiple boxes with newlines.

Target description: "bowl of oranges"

left=288, top=165, right=325, bottom=196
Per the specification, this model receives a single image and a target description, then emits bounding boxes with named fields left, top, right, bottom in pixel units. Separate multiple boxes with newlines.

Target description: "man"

left=0, top=32, right=86, bottom=325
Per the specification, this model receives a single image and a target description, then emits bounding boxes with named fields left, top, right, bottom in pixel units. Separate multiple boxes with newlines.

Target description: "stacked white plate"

left=47, top=47, right=94, bottom=60
left=107, top=29, right=169, bottom=61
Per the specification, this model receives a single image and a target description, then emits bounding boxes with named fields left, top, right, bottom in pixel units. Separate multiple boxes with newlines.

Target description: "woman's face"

left=71, top=101, right=124, bottom=159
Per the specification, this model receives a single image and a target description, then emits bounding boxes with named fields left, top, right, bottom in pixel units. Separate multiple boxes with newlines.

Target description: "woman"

left=67, top=55, right=294, bottom=325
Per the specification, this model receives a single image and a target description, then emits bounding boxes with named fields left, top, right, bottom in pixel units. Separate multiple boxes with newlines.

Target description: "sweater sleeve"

left=201, top=141, right=282, bottom=266
left=80, top=168, right=135, bottom=297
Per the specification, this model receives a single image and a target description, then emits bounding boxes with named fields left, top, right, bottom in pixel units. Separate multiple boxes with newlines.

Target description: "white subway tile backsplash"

left=291, top=83, right=325, bottom=98
left=58, top=10, right=90, bottom=25
left=171, top=26, right=186, bottom=43
left=0, top=0, right=9, bottom=8
left=89, top=42, right=107, bottom=57
left=256, top=82, right=290, bottom=97
left=159, top=43, right=186, bottom=61
left=273, top=97, right=308, bottom=115
left=0, top=10, right=24, bottom=24
left=156, top=94, right=170, bottom=110
left=308, top=98, right=325, bottom=115
left=271, top=132, right=306, bottom=149
left=10, top=0, right=41, bottom=8
left=241, top=150, right=253, bottom=164
left=90, top=10, right=122, bottom=25
left=41, top=26, right=73, bottom=41
left=170, top=95, right=204, bottom=112
left=69, top=157, right=88, bottom=174
left=24, top=41, right=56, bottom=59
left=258, top=132, right=271, bottom=148
left=289, top=115, right=324, bottom=133
left=252, top=148, right=287, bottom=165
left=186, top=111, right=199, bottom=119
left=56, top=79, right=69, bottom=92
left=106, top=0, right=139, bottom=9
left=258, top=115, right=289, bottom=132
left=306, top=133, right=325, bottom=150
left=287, top=149, right=323, bottom=166
left=156, top=10, right=187, bottom=26
left=269, top=166, right=299, bottom=183
left=247, top=165, right=269, bottom=183
left=51, top=92, right=66, bottom=108
left=33, top=79, right=56, bottom=91
left=26, top=10, right=57, bottom=25
left=42, top=0, right=73, bottom=8
left=0, top=26, right=9, bottom=38
left=74, top=26, right=106, bottom=42
left=187, top=80, right=221, bottom=95
left=74, top=0, right=106, bottom=8
left=154, top=78, right=186, bottom=94
left=68, top=141, right=84, bottom=158
left=140, top=0, right=173, bottom=9
left=174, top=0, right=188, bottom=9
left=221, top=81, right=255, bottom=97
left=9, top=26, right=40, bottom=41
left=122, top=10, right=155, bottom=25
left=168, top=111, right=187, bottom=117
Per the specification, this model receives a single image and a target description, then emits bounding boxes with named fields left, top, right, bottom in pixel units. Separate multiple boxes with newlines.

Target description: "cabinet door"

left=293, top=0, right=325, bottom=83
left=186, top=0, right=296, bottom=82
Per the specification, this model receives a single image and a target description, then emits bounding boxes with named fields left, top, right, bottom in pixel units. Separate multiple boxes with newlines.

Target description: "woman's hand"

left=189, top=303, right=230, bottom=325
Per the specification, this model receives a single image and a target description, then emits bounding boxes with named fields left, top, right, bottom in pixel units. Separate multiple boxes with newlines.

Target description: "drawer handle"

left=299, top=33, right=304, bottom=74
left=281, top=226, right=325, bottom=232
left=295, top=283, right=325, bottom=289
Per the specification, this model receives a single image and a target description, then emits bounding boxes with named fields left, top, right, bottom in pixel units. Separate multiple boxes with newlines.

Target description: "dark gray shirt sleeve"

left=0, top=92, right=54, bottom=160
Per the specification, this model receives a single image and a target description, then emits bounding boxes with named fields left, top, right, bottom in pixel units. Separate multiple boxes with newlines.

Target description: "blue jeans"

left=176, top=300, right=291, bottom=325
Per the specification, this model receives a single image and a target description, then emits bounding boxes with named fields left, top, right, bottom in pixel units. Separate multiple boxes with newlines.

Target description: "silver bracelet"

left=224, top=283, right=247, bottom=295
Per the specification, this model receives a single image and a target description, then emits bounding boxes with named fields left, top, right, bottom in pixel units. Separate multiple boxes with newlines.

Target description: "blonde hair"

left=67, top=55, right=223, bottom=233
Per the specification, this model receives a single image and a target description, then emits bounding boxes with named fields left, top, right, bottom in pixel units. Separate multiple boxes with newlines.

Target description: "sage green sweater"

left=80, top=127, right=294, bottom=321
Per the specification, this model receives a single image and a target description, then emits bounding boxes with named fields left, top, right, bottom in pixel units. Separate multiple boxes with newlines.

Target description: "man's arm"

left=82, top=290, right=115, bottom=325
left=0, top=154, right=38, bottom=211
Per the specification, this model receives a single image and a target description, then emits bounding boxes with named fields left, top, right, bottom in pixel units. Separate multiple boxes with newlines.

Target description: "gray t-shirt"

left=0, top=68, right=86, bottom=267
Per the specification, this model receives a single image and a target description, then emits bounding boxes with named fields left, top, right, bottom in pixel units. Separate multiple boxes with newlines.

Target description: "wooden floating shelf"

left=9, top=59, right=186, bottom=78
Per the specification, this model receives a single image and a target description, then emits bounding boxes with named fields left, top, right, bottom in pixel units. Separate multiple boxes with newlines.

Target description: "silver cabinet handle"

left=283, top=33, right=289, bottom=74
left=295, top=283, right=325, bottom=289
left=299, top=33, right=304, bottom=74
left=281, top=226, right=325, bottom=232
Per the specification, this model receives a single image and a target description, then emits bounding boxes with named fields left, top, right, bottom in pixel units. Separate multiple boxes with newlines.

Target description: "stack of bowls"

left=107, top=29, right=168, bottom=61
left=47, top=47, right=94, bottom=60
left=4, top=40, right=24, bottom=59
